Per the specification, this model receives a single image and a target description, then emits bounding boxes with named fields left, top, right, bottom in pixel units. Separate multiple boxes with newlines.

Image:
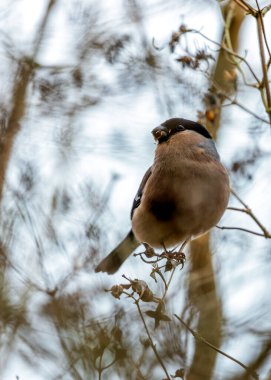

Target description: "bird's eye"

left=177, top=125, right=185, bottom=131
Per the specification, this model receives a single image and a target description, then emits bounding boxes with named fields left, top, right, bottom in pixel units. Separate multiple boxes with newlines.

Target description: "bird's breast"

left=131, top=159, right=229, bottom=248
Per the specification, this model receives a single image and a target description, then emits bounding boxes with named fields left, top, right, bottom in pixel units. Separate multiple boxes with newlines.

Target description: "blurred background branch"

left=0, top=0, right=58, bottom=199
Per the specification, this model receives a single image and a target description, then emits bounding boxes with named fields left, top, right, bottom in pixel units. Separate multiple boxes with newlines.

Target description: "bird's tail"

left=95, top=230, right=140, bottom=274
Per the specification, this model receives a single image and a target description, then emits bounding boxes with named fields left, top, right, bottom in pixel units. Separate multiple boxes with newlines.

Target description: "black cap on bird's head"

left=152, top=118, right=212, bottom=143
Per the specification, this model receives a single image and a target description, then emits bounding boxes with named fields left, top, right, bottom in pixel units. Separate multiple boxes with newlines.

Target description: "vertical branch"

left=187, top=4, right=245, bottom=379
left=212, top=2, right=245, bottom=97
left=255, top=2, right=271, bottom=123
left=0, top=0, right=58, bottom=199
left=187, top=234, right=222, bottom=380
left=207, top=1, right=245, bottom=137
left=32, top=0, right=57, bottom=56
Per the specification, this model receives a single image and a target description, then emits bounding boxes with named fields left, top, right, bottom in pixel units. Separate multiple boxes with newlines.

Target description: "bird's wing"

left=130, top=166, right=152, bottom=219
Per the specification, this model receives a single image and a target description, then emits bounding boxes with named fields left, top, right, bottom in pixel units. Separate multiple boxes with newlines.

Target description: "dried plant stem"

left=134, top=299, right=170, bottom=380
left=98, top=351, right=104, bottom=380
left=161, top=267, right=176, bottom=301
left=174, top=314, right=259, bottom=380
left=155, top=269, right=168, bottom=288
left=160, top=242, right=188, bottom=300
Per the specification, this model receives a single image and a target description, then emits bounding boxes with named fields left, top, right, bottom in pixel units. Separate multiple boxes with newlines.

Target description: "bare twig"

left=98, top=350, right=104, bottom=380
left=179, top=27, right=270, bottom=124
left=230, top=97, right=269, bottom=124
left=174, top=314, right=259, bottom=380
left=231, top=189, right=271, bottom=238
left=262, top=4, right=271, bottom=17
left=255, top=0, right=271, bottom=60
left=161, top=268, right=176, bottom=301
left=189, top=28, right=260, bottom=84
left=134, top=298, right=170, bottom=380
left=233, top=0, right=257, bottom=16
left=216, top=85, right=269, bottom=124
left=255, top=2, right=271, bottom=123
left=154, top=268, right=168, bottom=288
left=216, top=225, right=269, bottom=237
left=227, top=206, right=247, bottom=212
left=191, top=28, right=270, bottom=124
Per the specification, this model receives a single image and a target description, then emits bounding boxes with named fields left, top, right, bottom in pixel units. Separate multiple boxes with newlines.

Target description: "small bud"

left=165, top=259, right=174, bottom=272
left=109, top=285, right=123, bottom=299
left=179, top=24, right=188, bottom=33
left=171, top=31, right=180, bottom=43
left=140, top=286, right=154, bottom=302
left=131, top=279, right=147, bottom=294
left=172, top=368, right=185, bottom=378
left=144, top=245, right=155, bottom=258
left=205, top=109, right=216, bottom=122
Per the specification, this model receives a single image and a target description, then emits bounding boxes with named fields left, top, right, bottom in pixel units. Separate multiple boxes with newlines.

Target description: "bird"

left=95, top=118, right=230, bottom=274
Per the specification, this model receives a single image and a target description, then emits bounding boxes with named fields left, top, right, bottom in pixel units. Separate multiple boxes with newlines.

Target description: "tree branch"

left=255, top=2, right=271, bottom=123
left=174, top=314, right=259, bottom=380
left=231, top=189, right=271, bottom=238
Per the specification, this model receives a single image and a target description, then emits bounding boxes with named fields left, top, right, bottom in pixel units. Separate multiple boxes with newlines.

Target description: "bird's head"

left=152, top=118, right=212, bottom=144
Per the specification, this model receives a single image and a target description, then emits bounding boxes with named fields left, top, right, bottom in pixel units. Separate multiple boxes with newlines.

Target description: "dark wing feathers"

left=130, top=167, right=152, bottom=219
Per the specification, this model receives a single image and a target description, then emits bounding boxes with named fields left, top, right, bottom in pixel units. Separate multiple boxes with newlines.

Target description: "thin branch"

left=216, top=225, right=269, bottom=237
left=231, top=189, right=250, bottom=208
left=174, top=314, right=259, bottom=380
left=134, top=299, right=171, bottom=380
left=233, top=0, right=257, bottom=16
left=161, top=268, right=176, bottom=302
left=185, top=28, right=271, bottom=124
left=209, top=79, right=269, bottom=124
left=229, top=96, right=269, bottom=123
left=98, top=350, right=104, bottom=380
left=227, top=206, right=247, bottom=213
left=172, top=20, right=271, bottom=125
left=262, top=4, right=271, bottom=16
left=190, top=29, right=260, bottom=84
left=231, top=189, right=271, bottom=238
left=255, top=0, right=271, bottom=60
left=134, top=252, right=160, bottom=264
left=256, top=2, right=271, bottom=123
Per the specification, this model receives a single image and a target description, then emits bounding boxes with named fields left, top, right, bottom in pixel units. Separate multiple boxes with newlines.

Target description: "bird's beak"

left=151, top=126, right=168, bottom=142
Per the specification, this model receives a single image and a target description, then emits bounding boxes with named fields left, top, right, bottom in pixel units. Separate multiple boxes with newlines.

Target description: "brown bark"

left=187, top=3, right=245, bottom=379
